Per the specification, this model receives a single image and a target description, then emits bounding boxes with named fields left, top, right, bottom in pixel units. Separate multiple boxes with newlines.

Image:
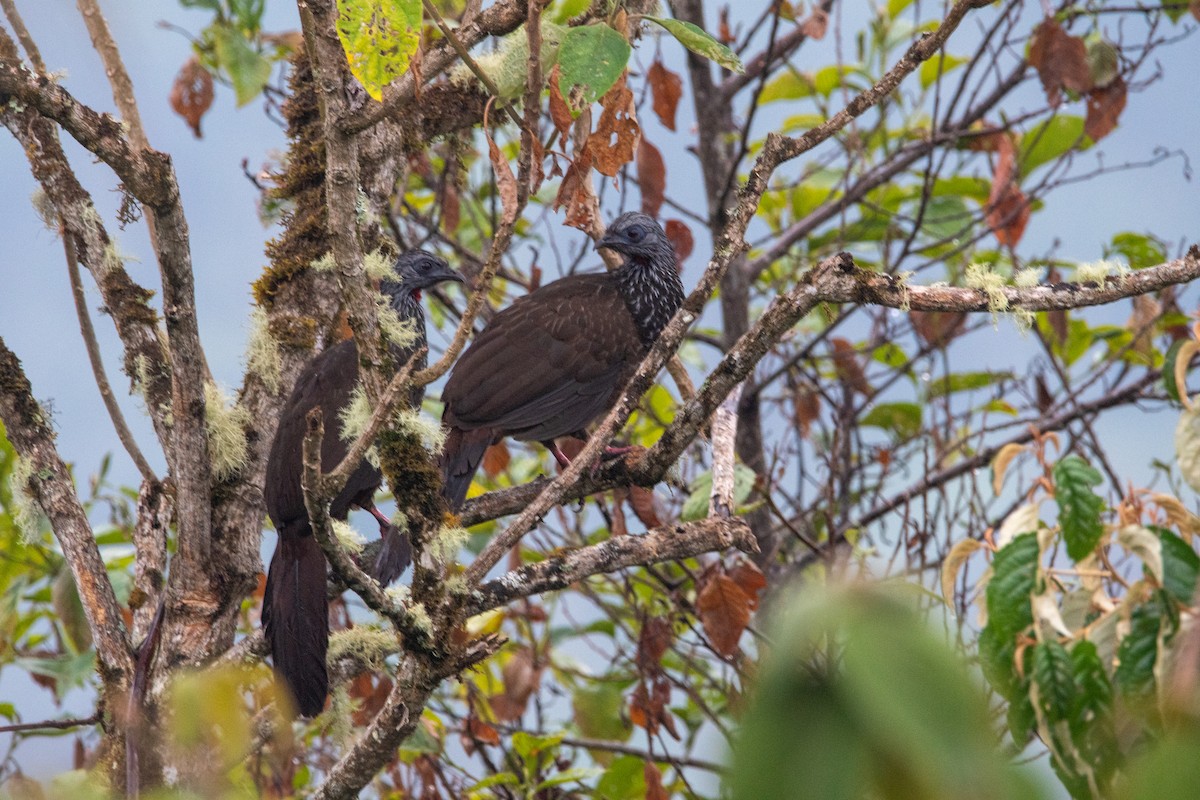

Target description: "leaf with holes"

left=335, top=0, right=421, bottom=102
left=645, top=16, right=744, bottom=73
left=1054, top=455, right=1105, bottom=561
left=585, top=77, right=639, bottom=177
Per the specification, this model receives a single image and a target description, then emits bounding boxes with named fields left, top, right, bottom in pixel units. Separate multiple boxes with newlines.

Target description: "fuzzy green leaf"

left=1054, top=456, right=1105, bottom=561
left=985, top=532, right=1039, bottom=638
left=1031, top=641, right=1075, bottom=722
left=557, top=24, right=631, bottom=104
left=644, top=16, right=744, bottom=73
left=1152, top=526, right=1200, bottom=603
left=335, top=0, right=421, bottom=102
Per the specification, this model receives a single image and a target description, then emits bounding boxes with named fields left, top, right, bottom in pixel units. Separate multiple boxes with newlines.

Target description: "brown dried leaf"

left=647, top=60, right=683, bottom=131
left=465, top=715, right=500, bottom=746
left=491, top=647, right=541, bottom=722
left=794, top=385, right=820, bottom=439
left=718, top=8, right=734, bottom=44
left=911, top=310, right=967, bottom=348
left=830, top=337, right=873, bottom=396
left=801, top=7, right=828, bottom=39
left=1084, top=75, right=1127, bottom=142
left=637, top=137, right=666, bottom=218
left=486, top=125, right=519, bottom=226
left=548, top=64, right=574, bottom=140
left=627, top=485, right=663, bottom=529
left=696, top=573, right=752, bottom=657
left=1127, top=292, right=1160, bottom=362
left=481, top=442, right=510, bottom=478
left=637, top=616, right=673, bottom=675
left=553, top=151, right=596, bottom=232
left=664, top=218, right=693, bottom=266
left=1028, top=19, right=1093, bottom=104
left=530, top=135, right=546, bottom=196
left=586, top=75, right=639, bottom=178
left=728, top=560, right=767, bottom=610
left=986, top=136, right=1029, bottom=248
left=350, top=674, right=393, bottom=726
left=441, top=180, right=460, bottom=234
left=169, top=56, right=214, bottom=138
left=646, top=762, right=668, bottom=800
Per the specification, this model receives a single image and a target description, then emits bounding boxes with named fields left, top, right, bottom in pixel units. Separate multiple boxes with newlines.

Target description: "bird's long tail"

left=262, top=528, right=328, bottom=717
left=439, top=426, right=494, bottom=511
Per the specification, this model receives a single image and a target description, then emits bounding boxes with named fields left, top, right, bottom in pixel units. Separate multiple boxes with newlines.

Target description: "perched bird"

left=439, top=212, right=684, bottom=510
left=262, top=250, right=461, bottom=717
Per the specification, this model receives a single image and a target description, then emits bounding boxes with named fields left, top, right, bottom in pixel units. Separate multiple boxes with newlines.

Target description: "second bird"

left=439, top=212, right=684, bottom=510
left=262, top=250, right=461, bottom=717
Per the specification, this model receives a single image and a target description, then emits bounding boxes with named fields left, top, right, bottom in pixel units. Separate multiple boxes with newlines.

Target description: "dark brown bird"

left=262, top=250, right=461, bottom=717
left=439, top=213, right=684, bottom=510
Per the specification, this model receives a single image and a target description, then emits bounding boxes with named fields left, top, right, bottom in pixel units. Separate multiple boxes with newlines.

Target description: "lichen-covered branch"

left=466, top=517, right=759, bottom=616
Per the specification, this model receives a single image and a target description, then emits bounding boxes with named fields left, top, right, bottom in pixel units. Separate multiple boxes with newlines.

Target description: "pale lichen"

left=339, top=389, right=445, bottom=466
left=331, top=519, right=365, bottom=554
left=1014, top=267, right=1041, bottom=288
left=244, top=307, right=283, bottom=394
left=203, top=382, right=250, bottom=480
left=327, top=625, right=397, bottom=669
left=394, top=408, right=447, bottom=453
left=1075, top=258, right=1128, bottom=286
left=965, top=262, right=1008, bottom=326
left=377, top=302, right=419, bottom=349
left=310, top=252, right=336, bottom=273
left=30, top=189, right=60, bottom=232
left=428, top=524, right=469, bottom=564
left=363, top=249, right=396, bottom=282
left=9, top=456, right=44, bottom=544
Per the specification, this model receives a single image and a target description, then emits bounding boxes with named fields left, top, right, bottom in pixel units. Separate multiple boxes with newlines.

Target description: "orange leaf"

left=465, top=716, right=500, bottom=746
left=586, top=75, right=639, bottom=178
left=794, top=385, right=820, bottom=439
left=627, top=485, right=663, bottom=529
left=441, top=180, right=460, bottom=234
left=645, top=761, right=668, bottom=800
left=696, top=573, right=752, bottom=657
left=647, top=60, right=683, bottom=131
left=728, top=560, right=767, bottom=611
left=169, top=56, right=213, bottom=138
left=1084, top=75, right=1127, bottom=142
left=1028, top=19, right=1093, bottom=104
left=830, top=338, right=873, bottom=396
left=637, top=616, right=673, bottom=675
left=664, top=219, right=693, bottom=265
left=547, top=64, right=573, bottom=141
left=986, top=136, right=1029, bottom=248
left=637, top=137, right=666, bottom=218
left=552, top=151, right=596, bottom=232
left=481, top=442, right=510, bottom=478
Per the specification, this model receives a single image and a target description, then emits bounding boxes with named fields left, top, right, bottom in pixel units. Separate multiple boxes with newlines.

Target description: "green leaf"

left=597, top=755, right=648, bottom=799
left=548, top=0, right=591, bottom=24
left=536, top=767, right=605, bottom=791
left=644, top=16, right=744, bottom=73
left=1031, top=641, right=1075, bottom=722
left=572, top=683, right=631, bottom=741
left=1054, top=456, right=1105, bottom=561
left=335, top=0, right=422, bottom=102
left=1123, top=730, right=1200, bottom=800
left=1069, top=641, right=1117, bottom=778
left=919, top=53, right=967, bottom=89
left=1152, top=526, right=1200, bottom=604
left=917, top=195, right=973, bottom=241
left=1018, top=116, right=1090, bottom=179
left=512, top=730, right=564, bottom=761
left=557, top=24, right=631, bottom=104
left=1108, top=231, right=1167, bottom=270
left=886, top=0, right=916, bottom=18
left=1114, top=597, right=1162, bottom=698
left=1163, top=340, right=1187, bottom=404
left=760, top=71, right=815, bottom=104
left=925, top=371, right=1013, bottom=399
left=986, top=532, right=1039, bottom=638
left=680, top=464, right=758, bottom=521
left=1085, top=35, right=1119, bottom=88
left=211, top=23, right=271, bottom=106
left=860, top=402, right=922, bottom=439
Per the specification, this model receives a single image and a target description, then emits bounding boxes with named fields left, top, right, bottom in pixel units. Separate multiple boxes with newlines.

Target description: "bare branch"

left=710, top=382, right=743, bottom=518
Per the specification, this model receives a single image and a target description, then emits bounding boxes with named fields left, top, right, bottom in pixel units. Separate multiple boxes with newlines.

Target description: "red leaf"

left=637, top=616, right=673, bottom=675
left=636, top=138, right=666, bottom=218
left=647, top=61, right=683, bottom=131
left=1028, top=19, right=1093, bottom=105
left=481, top=442, right=510, bottom=478
left=664, top=219, right=693, bottom=266
left=169, top=56, right=214, bottom=138
left=696, top=573, right=752, bottom=657
left=1084, top=75, right=1127, bottom=142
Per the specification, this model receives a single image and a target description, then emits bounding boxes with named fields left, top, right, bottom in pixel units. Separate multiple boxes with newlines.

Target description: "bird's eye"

left=626, top=225, right=646, bottom=241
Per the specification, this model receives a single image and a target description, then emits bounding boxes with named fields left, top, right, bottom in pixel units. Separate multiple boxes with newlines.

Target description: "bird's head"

left=596, top=212, right=674, bottom=264
left=383, top=250, right=464, bottom=301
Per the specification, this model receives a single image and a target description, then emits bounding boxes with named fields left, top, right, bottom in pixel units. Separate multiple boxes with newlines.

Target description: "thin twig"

left=0, top=712, right=102, bottom=734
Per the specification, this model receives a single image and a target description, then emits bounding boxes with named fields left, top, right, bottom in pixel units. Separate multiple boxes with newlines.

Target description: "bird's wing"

left=442, top=273, right=643, bottom=439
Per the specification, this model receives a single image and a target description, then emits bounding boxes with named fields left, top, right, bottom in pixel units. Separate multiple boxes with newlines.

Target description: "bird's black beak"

left=430, top=262, right=466, bottom=287
left=596, top=232, right=622, bottom=254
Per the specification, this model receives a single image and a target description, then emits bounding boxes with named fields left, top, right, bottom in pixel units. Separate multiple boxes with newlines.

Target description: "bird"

left=439, top=212, right=684, bottom=510
left=261, top=250, right=462, bottom=717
